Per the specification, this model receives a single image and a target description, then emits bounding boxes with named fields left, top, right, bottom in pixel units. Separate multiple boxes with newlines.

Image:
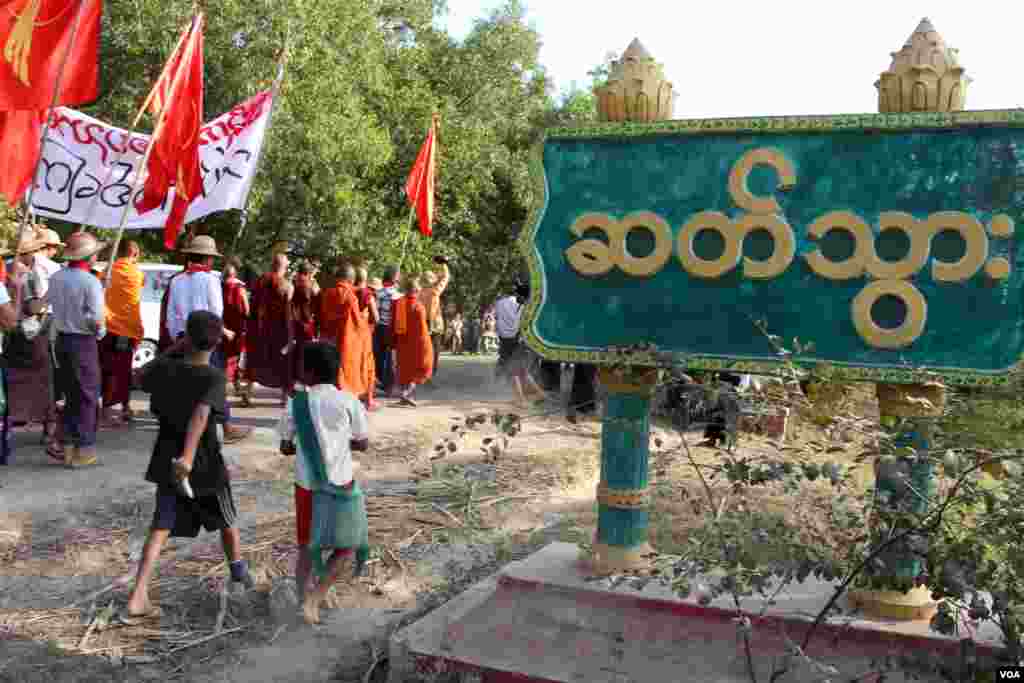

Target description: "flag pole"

left=12, top=0, right=87, bottom=323
left=397, top=203, right=416, bottom=273
left=228, top=26, right=291, bottom=261
left=104, top=13, right=202, bottom=289
left=13, top=0, right=87, bottom=261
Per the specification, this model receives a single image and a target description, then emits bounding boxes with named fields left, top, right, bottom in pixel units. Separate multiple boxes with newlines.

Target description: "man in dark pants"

left=537, top=360, right=561, bottom=393
left=48, top=231, right=107, bottom=466
left=374, top=265, right=400, bottom=396
left=567, top=363, right=597, bottom=423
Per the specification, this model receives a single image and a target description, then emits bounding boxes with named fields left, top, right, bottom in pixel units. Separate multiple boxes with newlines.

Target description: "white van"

left=98, top=262, right=221, bottom=369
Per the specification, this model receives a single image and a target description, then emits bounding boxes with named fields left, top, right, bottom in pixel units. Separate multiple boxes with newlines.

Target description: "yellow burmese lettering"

left=607, top=211, right=674, bottom=277
left=865, top=212, right=931, bottom=280
left=734, top=214, right=796, bottom=279
left=566, top=213, right=616, bottom=276
left=728, top=148, right=797, bottom=214
left=676, top=211, right=742, bottom=279
left=926, top=211, right=988, bottom=282
left=851, top=279, right=928, bottom=349
left=804, top=211, right=874, bottom=280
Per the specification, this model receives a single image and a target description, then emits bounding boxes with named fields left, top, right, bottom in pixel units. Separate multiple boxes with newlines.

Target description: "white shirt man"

left=164, top=236, right=251, bottom=444
left=494, top=294, right=521, bottom=340
left=35, top=253, right=60, bottom=285
left=166, top=266, right=223, bottom=340
left=376, top=282, right=400, bottom=328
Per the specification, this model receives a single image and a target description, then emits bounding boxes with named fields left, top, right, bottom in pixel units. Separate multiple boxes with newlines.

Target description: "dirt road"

left=0, top=353, right=546, bottom=683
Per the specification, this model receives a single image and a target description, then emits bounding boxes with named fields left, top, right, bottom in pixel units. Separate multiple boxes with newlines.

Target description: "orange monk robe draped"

left=357, top=287, right=377, bottom=402
left=319, top=282, right=365, bottom=396
left=105, top=258, right=144, bottom=340
left=392, top=293, right=433, bottom=386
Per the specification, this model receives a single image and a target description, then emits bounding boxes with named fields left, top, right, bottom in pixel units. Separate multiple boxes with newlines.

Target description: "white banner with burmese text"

left=28, top=90, right=274, bottom=229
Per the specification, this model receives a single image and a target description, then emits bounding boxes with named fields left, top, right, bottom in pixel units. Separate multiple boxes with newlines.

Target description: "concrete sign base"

left=388, top=543, right=1004, bottom=683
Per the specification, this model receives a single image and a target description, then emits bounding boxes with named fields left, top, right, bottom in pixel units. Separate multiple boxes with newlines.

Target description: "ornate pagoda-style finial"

left=875, top=17, right=970, bottom=113
left=594, top=38, right=674, bottom=122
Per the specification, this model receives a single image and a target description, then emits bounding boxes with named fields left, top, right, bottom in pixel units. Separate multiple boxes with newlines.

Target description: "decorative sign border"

left=517, top=109, right=1024, bottom=387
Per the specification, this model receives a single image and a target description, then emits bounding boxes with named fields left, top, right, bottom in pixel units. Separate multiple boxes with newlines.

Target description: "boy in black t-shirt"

left=122, top=311, right=253, bottom=623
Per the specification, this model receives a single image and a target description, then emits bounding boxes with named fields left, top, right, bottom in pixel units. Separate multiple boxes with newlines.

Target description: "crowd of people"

left=0, top=225, right=600, bottom=469
left=0, top=227, right=494, bottom=465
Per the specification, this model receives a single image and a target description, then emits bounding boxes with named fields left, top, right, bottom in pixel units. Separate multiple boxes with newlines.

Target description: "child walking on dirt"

left=123, top=311, right=254, bottom=623
left=279, top=342, right=370, bottom=624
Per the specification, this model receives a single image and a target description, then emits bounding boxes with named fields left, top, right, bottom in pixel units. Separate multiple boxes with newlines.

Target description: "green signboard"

left=519, top=110, right=1024, bottom=386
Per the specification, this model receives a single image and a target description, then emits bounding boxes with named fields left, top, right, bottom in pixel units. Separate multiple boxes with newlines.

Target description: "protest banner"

left=28, top=89, right=274, bottom=229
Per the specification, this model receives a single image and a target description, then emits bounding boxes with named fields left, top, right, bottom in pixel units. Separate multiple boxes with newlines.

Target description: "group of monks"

left=171, top=251, right=449, bottom=410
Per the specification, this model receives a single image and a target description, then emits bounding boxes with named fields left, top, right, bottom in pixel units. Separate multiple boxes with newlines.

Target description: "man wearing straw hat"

left=166, top=235, right=252, bottom=444
left=35, top=228, right=64, bottom=283
left=46, top=232, right=107, bottom=467
left=6, top=230, right=60, bottom=450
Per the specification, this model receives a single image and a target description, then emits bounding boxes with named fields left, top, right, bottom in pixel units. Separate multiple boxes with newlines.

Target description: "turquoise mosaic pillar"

left=591, top=368, right=658, bottom=574
left=874, top=418, right=937, bottom=580
left=852, top=381, right=944, bottom=620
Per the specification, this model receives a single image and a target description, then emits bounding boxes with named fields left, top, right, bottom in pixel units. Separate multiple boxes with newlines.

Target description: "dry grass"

left=0, top=525, right=134, bottom=578
left=0, top=495, right=443, bottom=658
left=452, top=386, right=892, bottom=561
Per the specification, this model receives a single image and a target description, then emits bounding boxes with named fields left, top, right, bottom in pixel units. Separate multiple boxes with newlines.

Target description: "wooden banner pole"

left=105, top=13, right=202, bottom=289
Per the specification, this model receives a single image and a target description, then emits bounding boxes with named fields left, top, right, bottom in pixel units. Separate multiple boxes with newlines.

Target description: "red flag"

left=405, top=116, right=437, bottom=237
left=136, top=14, right=204, bottom=250
left=0, top=0, right=102, bottom=111
left=144, top=22, right=189, bottom=118
left=0, top=108, right=43, bottom=204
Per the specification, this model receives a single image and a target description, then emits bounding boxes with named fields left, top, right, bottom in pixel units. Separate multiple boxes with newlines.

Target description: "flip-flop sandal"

left=224, top=428, right=253, bottom=444
left=46, top=443, right=66, bottom=463
left=116, top=606, right=163, bottom=626
left=397, top=397, right=417, bottom=407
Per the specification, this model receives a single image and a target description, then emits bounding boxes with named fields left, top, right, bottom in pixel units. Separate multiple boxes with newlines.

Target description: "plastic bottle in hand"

left=174, top=458, right=194, bottom=499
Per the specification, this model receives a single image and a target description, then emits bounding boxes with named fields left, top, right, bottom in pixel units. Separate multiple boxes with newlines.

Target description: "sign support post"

left=591, top=367, right=659, bottom=574
left=585, top=40, right=674, bottom=575
left=847, top=18, right=973, bottom=621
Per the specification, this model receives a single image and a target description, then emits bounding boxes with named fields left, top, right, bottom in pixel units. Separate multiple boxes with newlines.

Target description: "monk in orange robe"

left=391, top=274, right=433, bottom=407
left=101, top=240, right=144, bottom=426
left=247, top=253, right=294, bottom=406
left=354, top=267, right=379, bottom=410
left=318, top=263, right=365, bottom=397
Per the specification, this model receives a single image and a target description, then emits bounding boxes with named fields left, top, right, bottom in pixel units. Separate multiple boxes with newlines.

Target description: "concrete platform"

left=389, top=543, right=1006, bottom=683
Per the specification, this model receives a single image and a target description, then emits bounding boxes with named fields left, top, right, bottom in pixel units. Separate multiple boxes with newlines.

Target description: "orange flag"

left=0, top=109, right=43, bottom=204
left=0, top=0, right=102, bottom=111
left=404, top=115, right=438, bottom=237
left=136, top=14, right=205, bottom=250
